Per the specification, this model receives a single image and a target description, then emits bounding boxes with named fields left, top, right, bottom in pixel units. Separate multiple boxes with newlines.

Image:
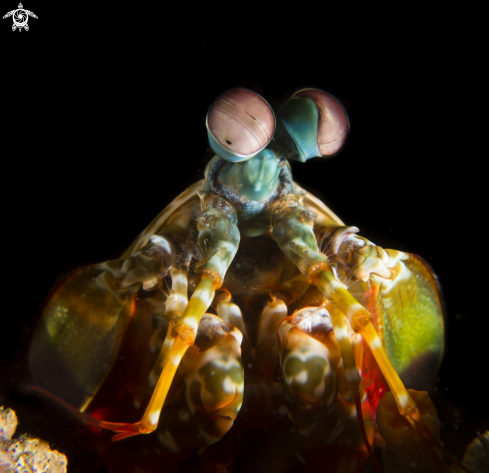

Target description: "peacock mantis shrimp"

left=28, top=87, right=477, bottom=472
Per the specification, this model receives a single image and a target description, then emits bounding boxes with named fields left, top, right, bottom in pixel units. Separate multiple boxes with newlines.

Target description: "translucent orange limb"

left=272, top=196, right=419, bottom=417
left=28, top=385, right=144, bottom=440
left=309, top=265, right=418, bottom=417
left=312, top=268, right=475, bottom=473
left=112, top=272, right=214, bottom=437
left=352, top=392, right=382, bottom=473
left=134, top=195, right=239, bottom=432
left=328, top=304, right=381, bottom=473
left=147, top=320, right=175, bottom=386
left=139, top=276, right=216, bottom=433
left=137, top=337, right=190, bottom=431
left=271, top=199, right=465, bottom=471
left=32, top=276, right=216, bottom=440
left=146, top=267, right=189, bottom=389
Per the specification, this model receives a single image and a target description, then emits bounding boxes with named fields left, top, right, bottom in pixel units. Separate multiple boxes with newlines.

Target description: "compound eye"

left=206, top=88, right=275, bottom=162
left=276, top=89, right=349, bottom=162
left=293, top=89, right=349, bottom=157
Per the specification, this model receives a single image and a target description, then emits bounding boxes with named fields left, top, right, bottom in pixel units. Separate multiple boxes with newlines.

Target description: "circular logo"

left=13, top=8, right=28, bottom=28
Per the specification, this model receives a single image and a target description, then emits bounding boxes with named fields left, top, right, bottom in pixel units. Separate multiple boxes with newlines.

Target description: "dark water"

left=2, top=21, right=485, bottom=471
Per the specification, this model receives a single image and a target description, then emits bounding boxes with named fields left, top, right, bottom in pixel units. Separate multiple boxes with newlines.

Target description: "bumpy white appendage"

left=176, top=314, right=245, bottom=446
left=278, top=308, right=343, bottom=443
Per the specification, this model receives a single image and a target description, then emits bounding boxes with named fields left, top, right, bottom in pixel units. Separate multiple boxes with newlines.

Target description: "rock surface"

left=0, top=406, right=67, bottom=473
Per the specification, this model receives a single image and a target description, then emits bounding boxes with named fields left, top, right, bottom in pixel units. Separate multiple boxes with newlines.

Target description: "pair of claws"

left=31, top=190, right=469, bottom=473
left=96, top=194, right=412, bottom=432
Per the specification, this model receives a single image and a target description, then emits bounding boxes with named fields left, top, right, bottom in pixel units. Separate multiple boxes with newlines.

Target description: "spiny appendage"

left=57, top=194, right=241, bottom=438
left=273, top=198, right=472, bottom=472
left=83, top=276, right=225, bottom=439
left=320, top=229, right=394, bottom=283
left=0, top=406, right=67, bottom=473
left=327, top=235, right=444, bottom=397
left=169, top=192, right=240, bottom=345
left=152, top=313, right=245, bottom=454
left=325, top=235, right=444, bottom=405
left=271, top=195, right=433, bottom=473
left=146, top=266, right=189, bottom=392
left=98, top=232, right=180, bottom=292
left=139, top=193, right=240, bottom=434
left=271, top=196, right=417, bottom=418
left=136, top=275, right=215, bottom=435
left=31, top=230, right=191, bottom=417
left=34, top=193, right=242, bottom=440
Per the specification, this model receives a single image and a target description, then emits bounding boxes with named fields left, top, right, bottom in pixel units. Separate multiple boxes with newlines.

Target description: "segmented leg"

left=32, top=192, right=242, bottom=440
left=272, top=196, right=472, bottom=473
left=136, top=192, right=240, bottom=434
left=153, top=313, right=244, bottom=454
left=147, top=267, right=189, bottom=390
left=89, top=311, right=245, bottom=472
left=271, top=196, right=416, bottom=417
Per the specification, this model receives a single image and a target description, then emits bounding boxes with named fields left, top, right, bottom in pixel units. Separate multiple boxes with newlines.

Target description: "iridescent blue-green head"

left=204, top=88, right=349, bottom=237
left=275, top=89, right=350, bottom=162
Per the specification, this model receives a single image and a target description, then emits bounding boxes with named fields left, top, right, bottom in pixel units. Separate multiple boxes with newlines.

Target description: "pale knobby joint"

left=147, top=267, right=189, bottom=389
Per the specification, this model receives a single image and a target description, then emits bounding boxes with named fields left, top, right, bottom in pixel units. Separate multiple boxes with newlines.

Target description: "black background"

left=1, top=3, right=486, bottom=472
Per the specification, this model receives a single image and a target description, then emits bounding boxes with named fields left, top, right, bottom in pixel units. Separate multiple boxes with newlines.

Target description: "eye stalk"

left=206, top=88, right=276, bottom=163
left=276, top=88, right=349, bottom=162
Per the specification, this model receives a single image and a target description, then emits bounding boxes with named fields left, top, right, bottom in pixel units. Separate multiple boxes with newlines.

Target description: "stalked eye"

left=206, top=88, right=275, bottom=163
left=276, top=89, right=349, bottom=162
left=294, top=89, right=349, bottom=157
